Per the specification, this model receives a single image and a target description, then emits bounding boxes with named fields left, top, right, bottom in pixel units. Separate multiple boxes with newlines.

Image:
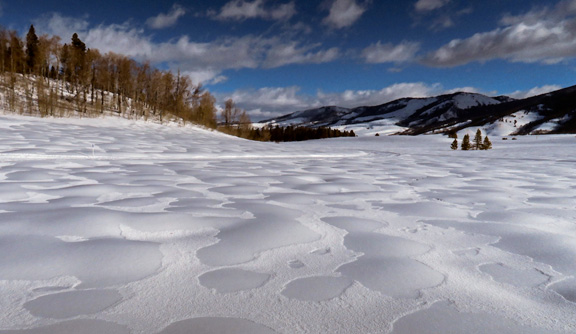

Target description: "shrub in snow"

left=451, top=139, right=458, bottom=150
left=482, top=136, right=492, bottom=150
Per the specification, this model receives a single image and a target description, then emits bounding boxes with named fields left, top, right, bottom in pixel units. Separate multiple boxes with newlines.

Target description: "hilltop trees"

left=0, top=26, right=221, bottom=129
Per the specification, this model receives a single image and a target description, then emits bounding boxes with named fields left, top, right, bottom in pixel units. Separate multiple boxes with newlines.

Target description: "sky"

left=2, top=0, right=576, bottom=120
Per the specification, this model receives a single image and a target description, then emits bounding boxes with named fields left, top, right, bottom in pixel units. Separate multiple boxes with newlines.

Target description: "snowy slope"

left=0, top=114, right=575, bottom=334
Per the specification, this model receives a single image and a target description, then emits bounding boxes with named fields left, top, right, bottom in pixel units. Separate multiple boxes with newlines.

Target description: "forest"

left=0, top=25, right=354, bottom=142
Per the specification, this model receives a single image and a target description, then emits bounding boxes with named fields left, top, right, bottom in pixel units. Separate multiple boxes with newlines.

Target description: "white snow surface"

left=0, top=114, right=575, bottom=333
left=452, top=93, right=501, bottom=109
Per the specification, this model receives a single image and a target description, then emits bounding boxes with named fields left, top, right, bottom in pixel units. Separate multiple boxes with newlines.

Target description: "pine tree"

left=473, top=129, right=483, bottom=150
left=451, top=139, right=458, bottom=150
left=482, top=136, right=492, bottom=150
left=25, top=25, right=39, bottom=74
left=461, top=134, right=471, bottom=150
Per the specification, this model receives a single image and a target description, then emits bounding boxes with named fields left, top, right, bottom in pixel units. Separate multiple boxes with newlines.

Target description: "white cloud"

left=361, top=41, right=420, bottom=63
left=508, top=85, right=562, bottom=99
left=34, top=13, right=339, bottom=85
left=146, top=4, right=186, bottom=29
left=414, top=0, right=451, bottom=12
left=33, top=13, right=90, bottom=38
left=323, top=0, right=369, bottom=29
left=215, top=0, right=296, bottom=21
left=34, top=13, right=150, bottom=58
left=263, top=42, right=339, bottom=68
left=422, top=1, right=576, bottom=66
left=269, top=2, right=297, bottom=21
left=182, top=70, right=228, bottom=86
left=84, top=24, right=154, bottom=58
left=317, top=82, right=443, bottom=107
left=225, top=86, right=315, bottom=114
left=413, top=3, right=471, bottom=31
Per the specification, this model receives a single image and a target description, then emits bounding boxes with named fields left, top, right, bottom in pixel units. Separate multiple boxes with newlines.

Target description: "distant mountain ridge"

left=262, top=85, right=576, bottom=136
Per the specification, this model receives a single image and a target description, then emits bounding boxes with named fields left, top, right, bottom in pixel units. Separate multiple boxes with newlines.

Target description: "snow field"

left=0, top=114, right=574, bottom=333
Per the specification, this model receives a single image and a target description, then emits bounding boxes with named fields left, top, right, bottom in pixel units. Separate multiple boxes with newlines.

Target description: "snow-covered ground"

left=0, top=114, right=575, bottom=333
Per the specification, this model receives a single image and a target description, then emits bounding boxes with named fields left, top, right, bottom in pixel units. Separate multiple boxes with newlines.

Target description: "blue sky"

left=2, top=0, right=576, bottom=119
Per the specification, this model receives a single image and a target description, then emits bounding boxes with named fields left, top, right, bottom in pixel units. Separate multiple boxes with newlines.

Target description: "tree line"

left=450, top=129, right=492, bottom=150
left=218, top=101, right=355, bottom=141
left=0, top=25, right=353, bottom=142
left=1, top=25, right=220, bottom=127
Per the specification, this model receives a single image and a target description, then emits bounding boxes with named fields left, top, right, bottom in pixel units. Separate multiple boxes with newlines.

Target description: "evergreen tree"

left=473, top=129, right=483, bottom=150
left=451, top=139, right=458, bottom=150
left=25, top=25, right=39, bottom=74
left=461, top=134, right=471, bottom=150
left=71, top=33, right=86, bottom=53
left=482, top=136, right=492, bottom=150
left=69, top=33, right=87, bottom=93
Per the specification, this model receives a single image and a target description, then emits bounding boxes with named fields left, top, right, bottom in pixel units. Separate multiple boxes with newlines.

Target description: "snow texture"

left=0, top=114, right=575, bottom=333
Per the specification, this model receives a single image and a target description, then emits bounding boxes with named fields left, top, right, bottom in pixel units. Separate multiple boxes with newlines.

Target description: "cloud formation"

left=422, top=1, right=576, bottom=66
left=215, top=0, right=296, bottom=21
left=508, top=85, right=563, bottom=99
left=33, top=13, right=339, bottom=85
left=361, top=41, right=420, bottom=63
left=263, top=42, right=340, bottom=68
left=146, top=4, right=186, bottom=29
left=323, top=0, right=369, bottom=29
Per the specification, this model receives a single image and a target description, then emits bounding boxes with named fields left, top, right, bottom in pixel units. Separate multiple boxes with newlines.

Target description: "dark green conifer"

left=461, top=134, right=471, bottom=150
left=473, top=129, right=483, bottom=150
left=25, top=25, right=39, bottom=74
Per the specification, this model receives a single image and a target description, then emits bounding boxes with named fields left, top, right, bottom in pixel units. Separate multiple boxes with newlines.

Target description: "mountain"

left=262, top=85, right=576, bottom=136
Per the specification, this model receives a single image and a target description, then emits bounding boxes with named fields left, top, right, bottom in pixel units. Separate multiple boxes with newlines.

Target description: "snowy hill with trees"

left=0, top=26, right=353, bottom=143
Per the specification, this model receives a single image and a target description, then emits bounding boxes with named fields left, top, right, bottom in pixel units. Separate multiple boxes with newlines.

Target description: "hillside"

left=262, top=85, right=576, bottom=136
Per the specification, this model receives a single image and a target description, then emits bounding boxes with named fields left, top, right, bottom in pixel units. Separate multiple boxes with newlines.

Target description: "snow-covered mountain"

left=262, top=85, right=576, bottom=136
left=262, top=92, right=505, bottom=131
